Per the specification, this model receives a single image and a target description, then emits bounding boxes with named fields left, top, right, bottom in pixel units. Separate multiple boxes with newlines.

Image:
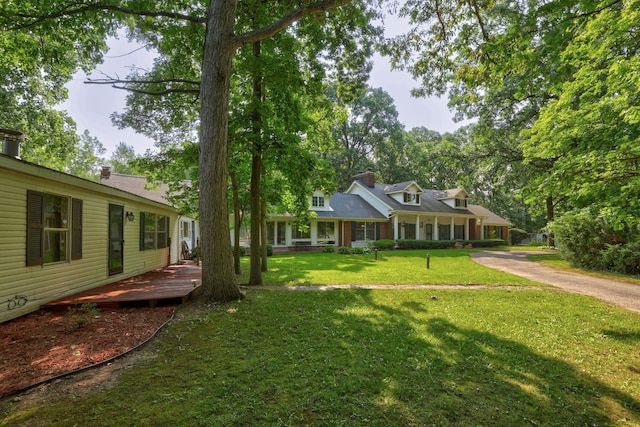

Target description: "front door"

left=108, top=204, right=124, bottom=275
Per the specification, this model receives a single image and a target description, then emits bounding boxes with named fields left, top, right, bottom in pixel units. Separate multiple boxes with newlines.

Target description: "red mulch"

left=0, top=306, right=174, bottom=397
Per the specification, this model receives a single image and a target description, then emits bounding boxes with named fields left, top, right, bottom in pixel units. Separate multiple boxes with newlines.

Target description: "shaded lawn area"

left=238, top=249, right=547, bottom=286
left=5, top=289, right=639, bottom=426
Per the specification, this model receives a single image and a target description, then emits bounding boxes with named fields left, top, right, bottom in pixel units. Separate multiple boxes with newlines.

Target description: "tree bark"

left=198, top=0, right=242, bottom=301
left=248, top=39, right=264, bottom=285
left=249, top=152, right=263, bottom=285
left=546, top=195, right=555, bottom=247
left=231, top=170, right=242, bottom=275
left=261, top=196, right=268, bottom=272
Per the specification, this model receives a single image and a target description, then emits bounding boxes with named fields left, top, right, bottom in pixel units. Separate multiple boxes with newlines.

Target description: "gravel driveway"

left=471, top=251, right=640, bottom=314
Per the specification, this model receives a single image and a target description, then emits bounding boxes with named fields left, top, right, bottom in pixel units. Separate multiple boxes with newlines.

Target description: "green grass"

left=4, top=289, right=639, bottom=426
left=238, top=249, right=546, bottom=286
left=527, top=252, right=640, bottom=286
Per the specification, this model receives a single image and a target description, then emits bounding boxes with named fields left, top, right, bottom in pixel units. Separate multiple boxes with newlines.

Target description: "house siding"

left=0, top=157, right=177, bottom=323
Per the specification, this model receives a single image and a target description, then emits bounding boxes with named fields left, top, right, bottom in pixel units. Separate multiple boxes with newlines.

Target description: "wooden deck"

left=41, top=262, right=202, bottom=311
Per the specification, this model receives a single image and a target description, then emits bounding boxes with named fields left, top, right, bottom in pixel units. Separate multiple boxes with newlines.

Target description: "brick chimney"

left=350, top=168, right=375, bottom=188
left=101, top=166, right=111, bottom=180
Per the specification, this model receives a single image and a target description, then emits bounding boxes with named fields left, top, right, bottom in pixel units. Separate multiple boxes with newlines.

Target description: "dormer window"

left=312, top=196, right=325, bottom=207
left=403, top=192, right=420, bottom=205
left=455, top=198, right=468, bottom=208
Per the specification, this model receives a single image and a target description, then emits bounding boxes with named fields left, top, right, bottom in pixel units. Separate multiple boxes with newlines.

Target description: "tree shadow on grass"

left=288, top=290, right=640, bottom=426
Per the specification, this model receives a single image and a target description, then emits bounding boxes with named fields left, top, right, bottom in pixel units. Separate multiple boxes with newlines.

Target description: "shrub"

left=599, top=243, right=640, bottom=275
left=337, top=246, right=352, bottom=254
left=323, top=246, right=336, bottom=253
left=232, top=246, right=246, bottom=257
left=396, top=239, right=506, bottom=250
left=509, top=228, right=528, bottom=245
left=351, top=247, right=365, bottom=254
left=373, top=239, right=396, bottom=250
left=266, top=244, right=274, bottom=257
left=551, top=209, right=614, bottom=269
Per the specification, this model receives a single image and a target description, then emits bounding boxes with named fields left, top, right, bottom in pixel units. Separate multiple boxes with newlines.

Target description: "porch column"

left=480, top=219, right=484, bottom=239
left=465, top=219, right=469, bottom=240
left=393, top=215, right=399, bottom=240
left=434, top=216, right=439, bottom=240
left=450, top=216, right=455, bottom=239
left=415, top=216, right=421, bottom=239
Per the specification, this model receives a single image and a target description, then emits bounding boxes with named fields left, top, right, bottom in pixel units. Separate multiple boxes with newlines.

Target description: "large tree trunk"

left=248, top=152, right=263, bottom=285
left=248, top=39, right=264, bottom=285
left=198, top=0, right=242, bottom=301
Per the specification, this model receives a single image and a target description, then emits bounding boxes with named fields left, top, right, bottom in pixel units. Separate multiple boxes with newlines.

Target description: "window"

left=292, top=223, right=310, bottom=240
left=140, top=212, right=170, bottom=250
left=403, top=192, right=420, bottom=204
left=455, top=198, right=468, bottom=208
left=354, top=222, right=376, bottom=241
left=317, top=221, right=335, bottom=243
left=454, top=224, right=465, bottom=240
left=425, top=224, right=433, bottom=240
left=26, top=191, right=82, bottom=266
left=438, top=224, right=451, bottom=240
left=312, top=196, right=325, bottom=207
left=182, top=221, right=191, bottom=239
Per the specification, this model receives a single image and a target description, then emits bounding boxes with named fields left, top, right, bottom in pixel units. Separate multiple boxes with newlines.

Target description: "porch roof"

left=316, top=193, right=387, bottom=220
left=467, top=205, right=513, bottom=226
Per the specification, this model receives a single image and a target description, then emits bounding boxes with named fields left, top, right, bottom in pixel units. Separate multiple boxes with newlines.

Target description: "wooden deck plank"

left=41, top=263, right=202, bottom=310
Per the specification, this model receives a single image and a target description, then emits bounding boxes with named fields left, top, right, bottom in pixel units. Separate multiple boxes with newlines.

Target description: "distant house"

left=100, top=167, right=200, bottom=260
left=232, top=170, right=512, bottom=250
left=0, top=142, right=185, bottom=323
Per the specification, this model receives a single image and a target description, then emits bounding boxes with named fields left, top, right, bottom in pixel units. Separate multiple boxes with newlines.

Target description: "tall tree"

left=324, top=86, right=403, bottom=189
left=3, top=1, right=379, bottom=302
left=65, top=130, right=107, bottom=180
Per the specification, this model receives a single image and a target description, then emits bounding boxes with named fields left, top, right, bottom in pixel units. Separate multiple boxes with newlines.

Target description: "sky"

left=60, top=21, right=464, bottom=157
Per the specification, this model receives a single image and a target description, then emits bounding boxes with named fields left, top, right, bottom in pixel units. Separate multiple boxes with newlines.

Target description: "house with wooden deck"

left=233, top=169, right=512, bottom=250
left=0, top=132, right=184, bottom=323
left=99, top=167, right=200, bottom=261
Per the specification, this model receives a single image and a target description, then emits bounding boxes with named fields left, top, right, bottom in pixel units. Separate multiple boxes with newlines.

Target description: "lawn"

left=3, top=250, right=640, bottom=426
left=238, top=249, right=546, bottom=286
left=3, top=289, right=639, bottom=426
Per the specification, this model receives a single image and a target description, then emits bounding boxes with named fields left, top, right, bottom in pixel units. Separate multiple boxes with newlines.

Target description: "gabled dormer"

left=309, top=190, right=331, bottom=211
left=437, top=187, right=470, bottom=209
left=384, top=181, right=425, bottom=207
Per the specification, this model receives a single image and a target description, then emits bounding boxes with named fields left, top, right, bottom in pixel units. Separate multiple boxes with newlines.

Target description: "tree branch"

left=231, top=0, right=352, bottom=49
left=85, top=77, right=200, bottom=96
left=7, top=1, right=205, bottom=30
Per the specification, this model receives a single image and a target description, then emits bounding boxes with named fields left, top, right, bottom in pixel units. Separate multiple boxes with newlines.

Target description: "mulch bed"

left=0, top=306, right=174, bottom=397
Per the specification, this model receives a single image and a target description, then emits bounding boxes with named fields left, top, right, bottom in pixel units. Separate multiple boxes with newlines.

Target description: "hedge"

left=396, top=239, right=506, bottom=249
left=373, top=239, right=396, bottom=250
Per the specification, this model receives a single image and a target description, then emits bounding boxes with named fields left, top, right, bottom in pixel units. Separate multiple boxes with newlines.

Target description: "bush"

left=337, top=246, right=352, bottom=254
left=396, top=239, right=506, bottom=250
left=266, top=244, right=273, bottom=257
left=599, top=243, right=640, bottom=275
left=509, top=228, right=528, bottom=245
left=323, top=246, right=336, bottom=253
left=551, top=209, right=614, bottom=269
left=373, top=239, right=396, bottom=250
left=232, top=246, right=246, bottom=257
left=351, top=247, right=365, bottom=254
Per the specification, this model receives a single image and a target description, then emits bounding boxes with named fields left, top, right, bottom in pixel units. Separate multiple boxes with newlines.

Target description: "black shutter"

left=165, top=217, right=170, bottom=248
left=26, top=190, right=44, bottom=266
left=71, top=199, right=83, bottom=260
left=375, top=222, right=381, bottom=240
left=351, top=221, right=356, bottom=242
left=140, top=212, right=145, bottom=251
